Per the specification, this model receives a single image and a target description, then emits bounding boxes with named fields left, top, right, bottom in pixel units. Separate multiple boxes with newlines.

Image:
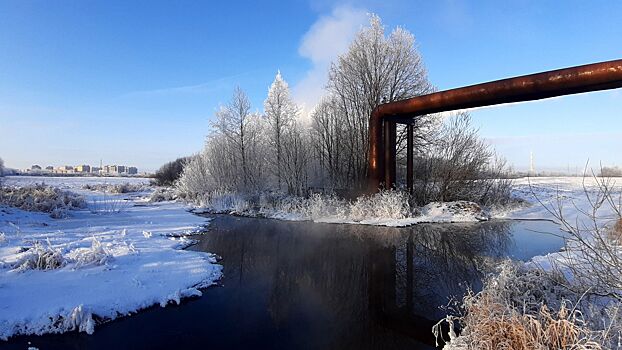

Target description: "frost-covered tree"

left=211, top=87, right=255, bottom=190
left=176, top=152, right=212, bottom=198
left=281, top=121, right=311, bottom=195
left=311, top=95, right=348, bottom=188
left=264, top=71, right=299, bottom=191
left=178, top=87, right=270, bottom=195
left=321, top=14, right=433, bottom=189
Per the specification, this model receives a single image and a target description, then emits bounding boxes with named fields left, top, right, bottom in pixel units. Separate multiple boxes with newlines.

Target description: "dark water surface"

left=5, top=216, right=564, bottom=350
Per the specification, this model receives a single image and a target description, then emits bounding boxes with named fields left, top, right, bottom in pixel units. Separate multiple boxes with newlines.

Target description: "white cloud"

left=292, top=5, right=368, bottom=115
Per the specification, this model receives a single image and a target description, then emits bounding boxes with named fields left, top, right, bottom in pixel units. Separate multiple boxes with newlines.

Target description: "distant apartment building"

left=75, top=165, right=91, bottom=173
left=56, top=165, right=74, bottom=174
left=91, top=167, right=101, bottom=173
left=127, top=167, right=138, bottom=175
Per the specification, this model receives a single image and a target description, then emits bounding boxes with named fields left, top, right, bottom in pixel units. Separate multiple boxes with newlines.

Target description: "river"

left=4, top=215, right=565, bottom=350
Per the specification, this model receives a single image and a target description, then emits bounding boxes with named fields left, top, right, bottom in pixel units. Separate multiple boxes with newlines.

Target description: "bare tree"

left=211, top=87, right=254, bottom=190
left=412, top=113, right=511, bottom=205
left=311, top=95, right=348, bottom=189
left=281, top=121, right=311, bottom=195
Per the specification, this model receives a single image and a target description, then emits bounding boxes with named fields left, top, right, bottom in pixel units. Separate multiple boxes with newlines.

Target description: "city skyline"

left=17, top=162, right=139, bottom=175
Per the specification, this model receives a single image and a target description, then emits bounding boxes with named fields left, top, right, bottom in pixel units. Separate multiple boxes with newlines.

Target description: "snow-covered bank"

left=188, top=177, right=621, bottom=228
left=191, top=191, right=491, bottom=227
left=0, top=177, right=222, bottom=340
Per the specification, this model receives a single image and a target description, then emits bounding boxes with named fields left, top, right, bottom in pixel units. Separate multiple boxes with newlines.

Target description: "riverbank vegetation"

left=439, top=175, right=622, bottom=349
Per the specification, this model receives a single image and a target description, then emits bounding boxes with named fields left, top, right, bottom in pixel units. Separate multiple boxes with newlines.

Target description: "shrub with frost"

left=176, top=153, right=213, bottom=200
left=305, top=193, right=346, bottom=220
left=349, top=190, right=410, bottom=221
left=12, top=242, right=66, bottom=271
left=82, top=183, right=148, bottom=194
left=0, top=184, right=86, bottom=218
left=68, top=237, right=114, bottom=269
left=148, top=187, right=179, bottom=202
left=201, top=190, right=250, bottom=213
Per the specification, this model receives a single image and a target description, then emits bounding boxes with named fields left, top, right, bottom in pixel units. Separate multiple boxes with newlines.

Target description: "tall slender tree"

left=264, top=71, right=299, bottom=191
left=211, top=87, right=253, bottom=189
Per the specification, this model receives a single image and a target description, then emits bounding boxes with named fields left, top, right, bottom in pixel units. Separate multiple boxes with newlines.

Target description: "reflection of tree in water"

left=194, top=216, right=512, bottom=349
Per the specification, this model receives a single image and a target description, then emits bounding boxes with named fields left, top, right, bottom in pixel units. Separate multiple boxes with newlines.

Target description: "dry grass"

left=0, top=184, right=86, bottom=218
left=440, top=263, right=605, bottom=350
left=454, top=292, right=600, bottom=350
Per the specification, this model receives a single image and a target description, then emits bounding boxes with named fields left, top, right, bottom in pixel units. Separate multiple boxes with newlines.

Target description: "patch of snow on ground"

left=0, top=176, right=222, bottom=340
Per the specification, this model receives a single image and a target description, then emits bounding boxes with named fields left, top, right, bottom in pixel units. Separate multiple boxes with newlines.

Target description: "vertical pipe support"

left=407, top=124, right=413, bottom=195
left=368, top=110, right=384, bottom=192
left=384, top=120, right=397, bottom=189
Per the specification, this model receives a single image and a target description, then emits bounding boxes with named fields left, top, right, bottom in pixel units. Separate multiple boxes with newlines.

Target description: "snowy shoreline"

left=0, top=176, right=222, bottom=340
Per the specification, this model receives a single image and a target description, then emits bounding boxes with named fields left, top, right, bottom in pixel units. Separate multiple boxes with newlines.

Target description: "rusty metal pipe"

left=368, top=59, right=622, bottom=192
left=383, top=120, right=397, bottom=189
left=407, top=124, right=413, bottom=195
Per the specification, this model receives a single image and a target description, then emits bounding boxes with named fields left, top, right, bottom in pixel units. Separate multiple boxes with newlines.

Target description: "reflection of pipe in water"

left=370, top=221, right=513, bottom=346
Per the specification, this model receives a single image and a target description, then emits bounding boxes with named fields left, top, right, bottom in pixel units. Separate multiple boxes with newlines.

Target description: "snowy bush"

left=176, top=153, right=214, bottom=200
left=200, top=190, right=251, bottom=213
left=82, top=182, right=148, bottom=194
left=349, top=191, right=411, bottom=221
left=12, top=242, right=66, bottom=272
left=148, top=187, right=178, bottom=202
left=154, top=157, right=190, bottom=186
left=67, top=237, right=114, bottom=269
left=304, top=193, right=346, bottom=220
left=0, top=184, right=86, bottom=218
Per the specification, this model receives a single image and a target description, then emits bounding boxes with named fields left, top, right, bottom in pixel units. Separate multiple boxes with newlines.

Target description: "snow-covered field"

left=499, top=176, right=621, bottom=225
left=0, top=176, right=222, bottom=340
left=506, top=177, right=622, bottom=277
left=2, top=175, right=151, bottom=190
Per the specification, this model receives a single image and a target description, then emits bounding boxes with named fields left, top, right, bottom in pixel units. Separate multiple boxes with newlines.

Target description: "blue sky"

left=1, top=0, right=620, bottom=172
